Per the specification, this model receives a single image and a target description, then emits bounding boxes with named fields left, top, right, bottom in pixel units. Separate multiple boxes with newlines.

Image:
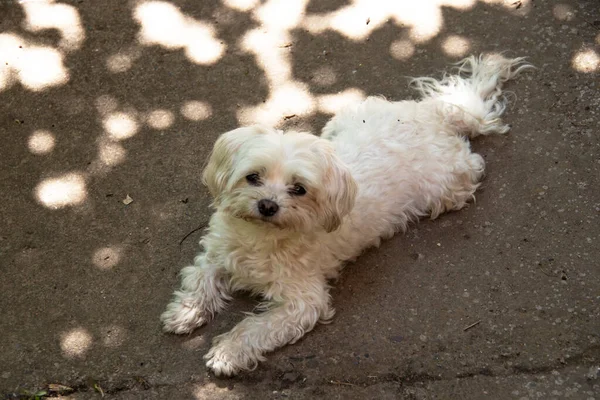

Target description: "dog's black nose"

left=258, top=199, right=279, bottom=217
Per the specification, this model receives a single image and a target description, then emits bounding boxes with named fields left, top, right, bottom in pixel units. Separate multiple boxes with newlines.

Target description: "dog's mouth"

left=234, top=212, right=284, bottom=229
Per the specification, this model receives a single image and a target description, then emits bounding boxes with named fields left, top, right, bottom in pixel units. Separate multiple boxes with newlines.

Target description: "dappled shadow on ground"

left=1, top=0, right=599, bottom=397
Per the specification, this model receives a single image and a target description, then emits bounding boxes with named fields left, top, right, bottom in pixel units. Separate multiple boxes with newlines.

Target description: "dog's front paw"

left=205, top=351, right=238, bottom=377
left=160, top=296, right=208, bottom=334
left=204, top=338, right=256, bottom=377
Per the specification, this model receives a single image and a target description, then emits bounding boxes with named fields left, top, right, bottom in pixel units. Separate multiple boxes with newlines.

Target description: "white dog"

left=161, top=54, right=531, bottom=376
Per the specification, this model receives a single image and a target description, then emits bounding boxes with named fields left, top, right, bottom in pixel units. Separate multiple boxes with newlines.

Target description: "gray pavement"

left=1, top=0, right=599, bottom=398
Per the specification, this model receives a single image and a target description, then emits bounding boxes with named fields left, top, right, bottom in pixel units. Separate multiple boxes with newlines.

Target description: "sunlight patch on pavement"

left=441, top=35, right=471, bottom=57
left=232, top=0, right=485, bottom=126
left=552, top=4, right=575, bottom=21
left=301, top=0, right=475, bottom=43
left=237, top=82, right=315, bottom=126
left=35, top=172, right=87, bottom=209
left=21, top=0, right=85, bottom=51
left=103, top=112, right=139, bottom=141
left=317, top=88, right=366, bottom=115
left=95, top=95, right=120, bottom=115
left=181, top=101, right=212, bottom=121
left=16, top=46, right=69, bottom=90
left=572, top=49, right=599, bottom=73
left=0, top=33, right=69, bottom=92
left=92, top=246, right=122, bottom=270
left=479, top=0, right=531, bottom=13
left=98, top=140, right=127, bottom=166
left=28, top=130, right=56, bottom=155
left=237, top=0, right=316, bottom=126
left=221, top=0, right=260, bottom=12
left=242, top=28, right=292, bottom=86
left=193, top=383, right=242, bottom=400
left=0, top=0, right=82, bottom=92
left=390, top=39, right=415, bottom=61
left=253, top=0, right=308, bottom=31
left=90, top=98, right=135, bottom=174
left=134, top=1, right=225, bottom=65
left=106, top=53, right=133, bottom=73
left=87, top=139, right=127, bottom=176
left=60, top=327, right=93, bottom=358
left=146, top=109, right=175, bottom=130
left=311, top=66, right=337, bottom=87
left=106, top=48, right=141, bottom=73
left=185, top=22, right=226, bottom=65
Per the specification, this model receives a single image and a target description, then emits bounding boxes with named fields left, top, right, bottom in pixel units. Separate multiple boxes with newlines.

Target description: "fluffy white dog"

left=161, top=54, right=531, bottom=376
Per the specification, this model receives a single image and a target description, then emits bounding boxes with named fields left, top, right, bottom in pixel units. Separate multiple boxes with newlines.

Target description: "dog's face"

left=202, top=126, right=357, bottom=233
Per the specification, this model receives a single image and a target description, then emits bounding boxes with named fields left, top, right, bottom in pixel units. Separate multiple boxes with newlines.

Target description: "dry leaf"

left=122, top=194, right=133, bottom=205
left=48, top=383, right=74, bottom=394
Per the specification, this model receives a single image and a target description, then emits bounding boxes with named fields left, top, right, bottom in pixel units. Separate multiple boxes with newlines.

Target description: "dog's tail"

left=410, top=54, right=533, bottom=138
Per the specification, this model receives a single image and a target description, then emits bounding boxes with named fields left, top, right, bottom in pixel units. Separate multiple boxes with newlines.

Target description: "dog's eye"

left=246, top=173, right=261, bottom=186
left=289, top=184, right=306, bottom=196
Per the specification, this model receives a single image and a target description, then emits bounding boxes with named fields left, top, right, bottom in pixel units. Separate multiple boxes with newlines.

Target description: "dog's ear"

left=314, top=140, right=358, bottom=233
left=202, top=126, right=270, bottom=199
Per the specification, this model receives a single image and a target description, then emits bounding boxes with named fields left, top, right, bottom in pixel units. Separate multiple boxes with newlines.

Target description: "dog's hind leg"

left=429, top=144, right=486, bottom=219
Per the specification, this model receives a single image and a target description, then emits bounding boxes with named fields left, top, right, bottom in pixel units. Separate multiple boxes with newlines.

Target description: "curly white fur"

left=161, top=54, right=532, bottom=376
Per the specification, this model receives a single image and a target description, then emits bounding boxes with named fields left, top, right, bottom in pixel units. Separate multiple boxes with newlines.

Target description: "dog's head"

left=202, top=126, right=357, bottom=233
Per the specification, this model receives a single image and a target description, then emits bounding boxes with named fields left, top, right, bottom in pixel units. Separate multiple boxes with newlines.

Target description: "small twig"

left=179, top=224, right=206, bottom=246
left=93, top=383, right=105, bottom=397
left=329, top=380, right=359, bottom=387
left=463, top=320, right=482, bottom=331
left=283, top=114, right=297, bottom=120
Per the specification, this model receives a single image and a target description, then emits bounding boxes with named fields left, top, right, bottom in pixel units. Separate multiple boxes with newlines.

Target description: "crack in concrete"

left=3, top=378, right=180, bottom=399
left=5, top=345, right=598, bottom=397
left=323, top=344, right=600, bottom=389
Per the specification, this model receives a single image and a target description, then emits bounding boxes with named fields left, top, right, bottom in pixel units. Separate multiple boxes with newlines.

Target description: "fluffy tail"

left=410, top=54, right=533, bottom=138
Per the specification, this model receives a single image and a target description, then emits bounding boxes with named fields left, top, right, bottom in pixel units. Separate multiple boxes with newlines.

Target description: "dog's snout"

left=258, top=199, right=279, bottom=217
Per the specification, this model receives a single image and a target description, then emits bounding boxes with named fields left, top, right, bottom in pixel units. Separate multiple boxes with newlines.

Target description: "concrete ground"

left=1, top=0, right=599, bottom=398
